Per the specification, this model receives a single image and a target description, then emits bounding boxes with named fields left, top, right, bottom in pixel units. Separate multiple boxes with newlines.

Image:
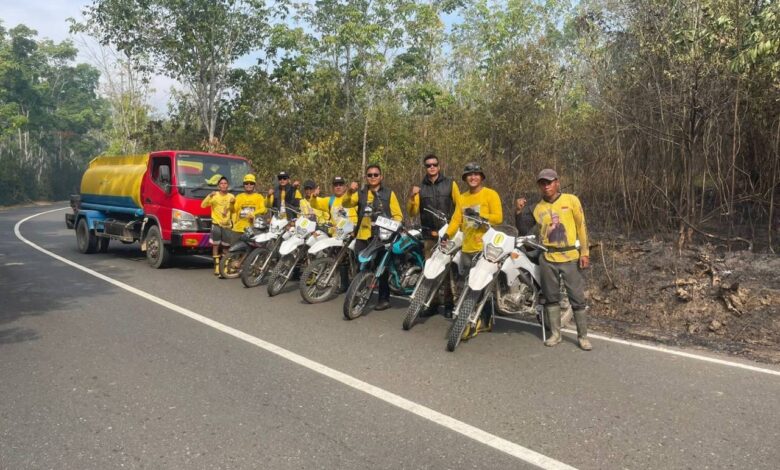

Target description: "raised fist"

left=410, top=185, right=420, bottom=198
left=349, top=181, right=359, bottom=192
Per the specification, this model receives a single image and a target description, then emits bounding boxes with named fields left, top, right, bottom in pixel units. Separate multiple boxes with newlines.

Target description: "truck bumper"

left=170, top=232, right=211, bottom=249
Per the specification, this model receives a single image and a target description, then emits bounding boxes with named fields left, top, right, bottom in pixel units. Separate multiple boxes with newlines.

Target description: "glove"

left=440, top=233, right=449, bottom=242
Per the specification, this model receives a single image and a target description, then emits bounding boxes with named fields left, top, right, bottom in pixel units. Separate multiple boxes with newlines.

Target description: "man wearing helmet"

left=443, top=162, right=503, bottom=334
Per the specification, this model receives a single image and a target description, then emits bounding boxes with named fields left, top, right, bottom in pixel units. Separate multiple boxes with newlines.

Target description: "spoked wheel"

left=240, top=247, right=272, bottom=288
left=403, top=278, right=434, bottom=331
left=447, top=289, right=480, bottom=352
left=343, top=270, right=376, bottom=320
left=219, top=251, right=245, bottom=279
left=300, top=257, right=340, bottom=304
left=267, top=256, right=294, bottom=297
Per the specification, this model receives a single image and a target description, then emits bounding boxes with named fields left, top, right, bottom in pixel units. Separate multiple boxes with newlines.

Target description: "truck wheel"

left=98, top=237, right=110, bottom=253
left=76, top=218, right=97, bottom=254
left=146, top=225, right=170, bottom=268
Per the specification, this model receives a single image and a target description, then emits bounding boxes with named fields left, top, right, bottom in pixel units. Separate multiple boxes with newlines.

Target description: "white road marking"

left=15, top=208, right=576, bottom=470
left=4, top=262, right=24, bottom=266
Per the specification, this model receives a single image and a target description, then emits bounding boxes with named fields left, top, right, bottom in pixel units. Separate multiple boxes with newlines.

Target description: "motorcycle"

left=342, top=207, right=425, bottom=320
left=266, top=208, right=329, bottom=297
left=299, top=212, right=357, bottom=304
left=446, top=212, right=553, bottom=352
left=218, top=218, right=268, bottom=279
left=239, top=209, right=292, bottom=288
left=402, top=208, right=464, bottom=330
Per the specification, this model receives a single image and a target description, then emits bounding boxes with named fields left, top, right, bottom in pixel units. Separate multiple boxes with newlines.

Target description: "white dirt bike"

left=402, top=208, right=463, bottom=330
left=239, top=209, right=292, bottom=288
left=267, top=208, right=328, bottom=297
left=299, top=213, right=357, bottom=304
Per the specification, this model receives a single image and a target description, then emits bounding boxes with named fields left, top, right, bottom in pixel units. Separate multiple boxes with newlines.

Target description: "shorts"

left=210, top=225, right=234, bottom=246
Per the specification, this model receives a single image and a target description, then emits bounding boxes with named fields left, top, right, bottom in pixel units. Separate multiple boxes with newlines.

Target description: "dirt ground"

left=582, top=238, right=780, bottom=364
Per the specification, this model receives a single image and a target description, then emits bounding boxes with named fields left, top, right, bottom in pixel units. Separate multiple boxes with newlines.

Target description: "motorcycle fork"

left=282, top=250, right=302, bottom=280
left=259, top=236, right=283, bottom=273
left=320, top=246, right=346, bottom=286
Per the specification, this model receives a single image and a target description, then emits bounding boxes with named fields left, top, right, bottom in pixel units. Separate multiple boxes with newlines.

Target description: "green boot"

left=544, top=304, right=562, bottom=347
left=574, top=308, right=592, bottom=350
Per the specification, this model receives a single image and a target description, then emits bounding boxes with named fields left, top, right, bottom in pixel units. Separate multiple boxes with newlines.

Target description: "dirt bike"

left=299, top=212, right=357, bottom=304
left=402, top=208, right=463, bottom=330
left=218, top=218, right=268, bottom=279
left=446, top=212, right=556, bottom=352
left=239, top=209, right=292, bottom=288
left=342, top=208, right=424, bottom=320
left=266, top=208, right=329, bottom=297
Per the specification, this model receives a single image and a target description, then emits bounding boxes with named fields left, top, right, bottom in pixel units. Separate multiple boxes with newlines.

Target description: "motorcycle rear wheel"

left=343, top=270, right=376, bottom=320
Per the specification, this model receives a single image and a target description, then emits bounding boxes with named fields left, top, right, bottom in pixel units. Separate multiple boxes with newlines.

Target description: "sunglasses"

left=278, top=176, right=289, bottom=181
left=424, top=163, right=439, bottom=168
left=365, top=173, right=381, bottom=178
left=244, top=182, right=255, bottom=185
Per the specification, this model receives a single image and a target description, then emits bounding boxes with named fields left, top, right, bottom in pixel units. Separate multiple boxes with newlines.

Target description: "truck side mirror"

left=160, top=165, right=171, bottom=194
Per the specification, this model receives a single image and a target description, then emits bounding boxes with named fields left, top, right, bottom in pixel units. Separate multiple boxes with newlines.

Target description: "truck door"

left=143, top=155, right=174, bottom=241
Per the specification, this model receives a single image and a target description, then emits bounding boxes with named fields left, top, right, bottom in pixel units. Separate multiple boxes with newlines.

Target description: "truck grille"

left=197, top=217, right=212, bottom=232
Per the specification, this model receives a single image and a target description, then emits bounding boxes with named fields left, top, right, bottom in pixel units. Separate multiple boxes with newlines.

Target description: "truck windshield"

left=175, top=154, right=251, bottom=198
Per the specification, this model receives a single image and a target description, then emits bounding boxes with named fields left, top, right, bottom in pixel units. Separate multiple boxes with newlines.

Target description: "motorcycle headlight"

left=296, top=226, right=309, bottom=238
left=484, top=243, right=503, bottom=262
left=172, top=209, right=197, bottom=231
left=379, top=228, right=392, bottom=241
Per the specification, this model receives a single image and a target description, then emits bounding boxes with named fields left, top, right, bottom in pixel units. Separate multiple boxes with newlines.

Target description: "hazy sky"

left=2, top=0, right=177, bottom=113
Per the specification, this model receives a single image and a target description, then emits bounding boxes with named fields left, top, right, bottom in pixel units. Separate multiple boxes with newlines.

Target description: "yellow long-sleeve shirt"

left=231, top=192, right=267, bottom=233
left=308, top=195, right=359, bottom=224
left=533, top=193, right=589, bottom=263
left=201, top=192, right=235, bottom=228
left=446, top=187, right=503, bottom=254
left=343, top=188, right=403, bottom=240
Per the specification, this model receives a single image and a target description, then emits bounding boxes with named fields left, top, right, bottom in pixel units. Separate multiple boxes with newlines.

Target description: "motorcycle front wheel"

left=240, top=247, right=272, bottom=288
left=219, top=251, right=245, bottom=279
left=267, top=255, right=294, bottom=297
left=447, top=289, right=480, bottom=352
left=300, top=257, right=340, bottom=304
left=343, top=270, right=376, bottom=320
left=402, top=278, right=435, bottom=331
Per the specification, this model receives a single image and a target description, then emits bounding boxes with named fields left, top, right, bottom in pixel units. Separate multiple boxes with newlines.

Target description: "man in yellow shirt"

left=343, top=164, right=403, bottom=310
left=444, top=162, right=503, bottom=332
left=201, top=176, right=236, bottom=275
left=232, top=174, right=267, bottom=235
left=533, top=169, right=592, bottom=350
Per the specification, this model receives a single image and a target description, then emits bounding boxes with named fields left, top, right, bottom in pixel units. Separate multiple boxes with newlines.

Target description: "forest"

left=1, top=0, right=778, bottom=250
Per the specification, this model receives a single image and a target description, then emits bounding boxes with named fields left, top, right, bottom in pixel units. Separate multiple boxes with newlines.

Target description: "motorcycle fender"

left=467, top=259, right=499, bottom=291
left=502, top=252, right=541, bottom=287
left=422, top=250, right=450, bottom=279
left=228, top=240, right=248, bottom=253
left=308, top=237, right=343, bottom=256
left=279, top=236, right=305, bottom=257
left=348, top=239, right=356, bottom=252
left=253, top=232, right=277, bottom=244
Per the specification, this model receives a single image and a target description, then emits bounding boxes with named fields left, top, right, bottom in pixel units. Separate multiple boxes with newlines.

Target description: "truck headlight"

left=172, top=209, right=197, bottom=231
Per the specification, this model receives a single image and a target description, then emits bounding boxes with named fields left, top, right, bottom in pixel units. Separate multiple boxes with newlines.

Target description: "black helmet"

left=461, top=162, right=486, bottom=181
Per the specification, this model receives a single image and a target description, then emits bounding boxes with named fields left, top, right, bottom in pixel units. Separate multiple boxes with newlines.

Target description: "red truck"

left=66, top=150, right=252, bottom=268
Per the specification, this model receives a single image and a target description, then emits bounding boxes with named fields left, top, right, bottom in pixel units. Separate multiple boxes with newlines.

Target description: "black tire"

left=343, top=270, right=376, bottom=320
left=403, top=278, right=434, bottom=331
left=447, top=289, right=480, bottom=352
left=219, top=251, right=244, bottom=279
left=76, top=218, right=97, bottom=254
left=240, top=247, right=272, bottom=288
left=267, top=256, right=293, bottom=297
left=145, top=225, right=170, bottom=269
left=98, top=237, right=110, bottom=253
left=300, top=257, right=339, bottom=304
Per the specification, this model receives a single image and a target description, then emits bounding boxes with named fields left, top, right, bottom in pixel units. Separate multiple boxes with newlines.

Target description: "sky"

left=1, top=0, right=178, bottom=113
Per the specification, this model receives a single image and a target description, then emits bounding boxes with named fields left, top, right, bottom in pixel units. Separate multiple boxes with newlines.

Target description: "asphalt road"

left=1, top=204, right=779, bottom=469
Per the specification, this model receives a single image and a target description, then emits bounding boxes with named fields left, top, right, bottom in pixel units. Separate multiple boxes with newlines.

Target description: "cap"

left=332, top=176, right=346, bottom=185
left=277, top=171, right=290, bottom=179
left=243, top=174, right=256, bottom=184
left=536, top=169, right=559, bottom=182
left=303, top=180, right=317, bottom=190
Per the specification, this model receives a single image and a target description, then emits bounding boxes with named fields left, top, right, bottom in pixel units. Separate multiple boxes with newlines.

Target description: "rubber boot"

left=574, top=308, right=592, bottom=350
left=214, top=256, right=221, bottom=277
left=544, top=304, right=562, bottom=347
